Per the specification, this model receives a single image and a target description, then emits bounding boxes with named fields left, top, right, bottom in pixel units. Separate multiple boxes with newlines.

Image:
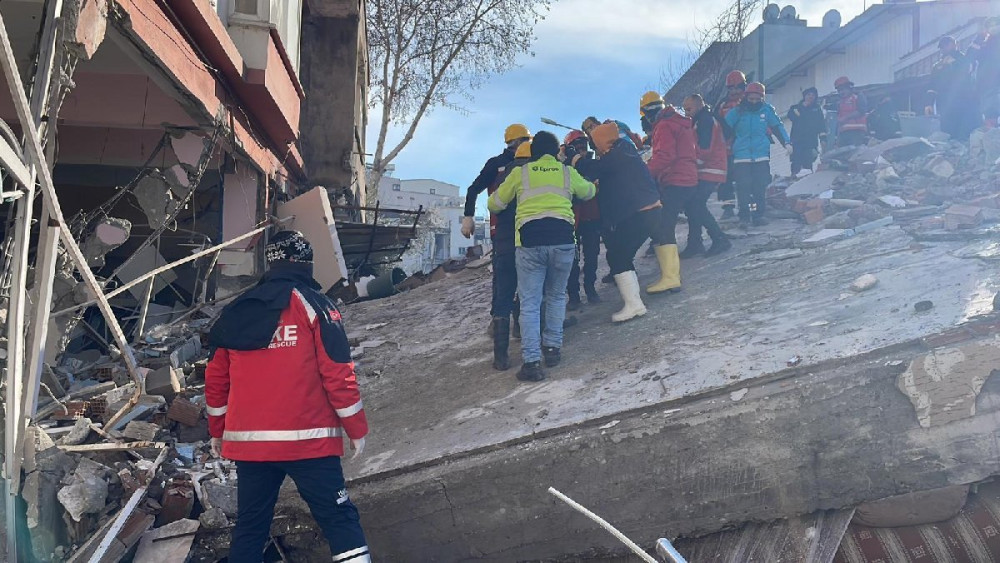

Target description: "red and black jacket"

left=206, top=262, right=368, bottom=462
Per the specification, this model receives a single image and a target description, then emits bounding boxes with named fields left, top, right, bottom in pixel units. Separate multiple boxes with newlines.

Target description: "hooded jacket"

left=573, top=138, right=661, bottom=228
left=206, top=262, right=368, bottom=461
left=647, top=106, right=699, bottom=188
left=787, top=99, right=826, bottom=150
left=724, top=100, right=790, bottom=163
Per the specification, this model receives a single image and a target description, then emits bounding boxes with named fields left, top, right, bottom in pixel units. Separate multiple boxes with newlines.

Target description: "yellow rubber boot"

left=646, top=244, right=681, bottom=294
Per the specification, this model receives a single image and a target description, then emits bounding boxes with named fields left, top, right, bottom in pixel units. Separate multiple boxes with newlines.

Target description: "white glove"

left=210, top=437, right=223, bottom=458
left=460, top=216, right=475, bottom=238
left=350, top=437, right=366, bottom=460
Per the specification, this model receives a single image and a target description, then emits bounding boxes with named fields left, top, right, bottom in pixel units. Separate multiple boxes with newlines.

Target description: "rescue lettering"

left=269, top=325, right=299, bottom=349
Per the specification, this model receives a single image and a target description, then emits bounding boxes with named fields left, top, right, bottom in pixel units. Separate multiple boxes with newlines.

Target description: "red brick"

left=803, top=207, right=825, bottom=225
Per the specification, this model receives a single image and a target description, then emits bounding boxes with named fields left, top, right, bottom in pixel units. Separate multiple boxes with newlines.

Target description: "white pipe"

left=547, top=487, right=658, bottom=563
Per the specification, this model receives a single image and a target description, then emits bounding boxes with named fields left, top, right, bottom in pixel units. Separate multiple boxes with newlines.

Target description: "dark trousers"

left=657, top=185, right=700, bottom=245
left=230, top=456, right=368, bottom=563
left=567, top=220, right=601, bottom=296
left=790, top=145, right=818, bottom=175
left=606, top=208, right=661, bottom=275
left=732, top=161, right=772, bottom=220
left=492, top=249, right=517, bottom=318
left=685, top=181, right=727, bottom=248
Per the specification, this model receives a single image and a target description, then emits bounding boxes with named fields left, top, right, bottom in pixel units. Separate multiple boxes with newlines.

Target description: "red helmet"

left=834, top=76, right=853, bottom=89
left=563, top=130, right=587, bottom=146
left=746, top=82, right=765, bottom=96
left=725, top=70, right=747, bottom=87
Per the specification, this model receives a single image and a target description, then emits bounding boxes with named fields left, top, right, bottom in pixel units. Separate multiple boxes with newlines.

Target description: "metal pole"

left=23, top=211, right=59, bottom=418
left=132, top=278, right=155, bottom=344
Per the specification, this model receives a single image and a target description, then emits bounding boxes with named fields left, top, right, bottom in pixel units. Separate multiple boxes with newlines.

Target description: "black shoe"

left=679, top=243, right=706, bottom=259
left=601, top=273, right=614, bottom=284
left=704, top=237, right=732, bottom=257
left=567, top=294, right=582, bottom=311
left=585, top=286, right=601, bottom=303
left=721, top=207, right=735, bottom=220
left=492, top=317, right=510, bottom=371
left=517, top=361, right=546, bottom=382
left=543, top=346, right=561, bottom=367
left=752, top=216, right=769, bottom=226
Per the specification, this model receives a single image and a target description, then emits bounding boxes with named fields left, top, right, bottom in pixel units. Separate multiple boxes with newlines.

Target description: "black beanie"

left=265, top=230, right=314, bottom=264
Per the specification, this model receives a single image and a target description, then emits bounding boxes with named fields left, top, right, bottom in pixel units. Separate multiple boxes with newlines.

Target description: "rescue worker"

left=488, top=132, right=596, bottom=382
left=970, top=18, right=1000, bottom=126
left=868, top=96, right=902, bottom=141
left=206, top=230, right=370, bottom=563
left=488, top=141, right=533, bottom=371
left=833, top=77, right=868, bottom=147
left=724, top=82, right=790, bottom=228
left=644, top=93, right=703, bottom=293
left=933, top=36, right=977, bottom=140
left=572, top=122, right=664, bottom=322
left=680, top=94, right=732, bottom=258
left=786, top=87, right=826, bottom=175
left=561, top=130, right=602, bottom=308
left=461, top=124, right=531, bottom=336
left=714, top=70, right=747, bottom=220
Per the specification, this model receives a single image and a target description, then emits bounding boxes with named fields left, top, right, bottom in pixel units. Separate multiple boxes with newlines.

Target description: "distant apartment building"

left=377, top=176, right=481, bottom=273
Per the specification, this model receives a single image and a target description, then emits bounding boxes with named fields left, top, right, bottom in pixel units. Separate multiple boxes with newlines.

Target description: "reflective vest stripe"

left=335, top=400, right=364, bottom=418
left=334, top=546, right=371, bottom=562
left=223, top=427, right=343, bottom=441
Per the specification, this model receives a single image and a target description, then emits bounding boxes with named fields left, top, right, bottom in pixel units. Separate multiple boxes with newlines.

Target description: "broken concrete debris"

left=850, top=274, right=879, bottom=292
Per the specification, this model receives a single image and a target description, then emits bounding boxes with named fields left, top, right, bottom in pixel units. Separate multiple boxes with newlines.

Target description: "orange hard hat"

left=834, top=76, right=853, bottom=89
left=746, top=82, right=765, bottom=96
left=726, top=70, right=747, bottom=87
left=564, top=130, right=587, bottom=145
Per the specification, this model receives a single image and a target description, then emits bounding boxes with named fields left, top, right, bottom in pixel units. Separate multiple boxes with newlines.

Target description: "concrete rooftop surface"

left=341, top=215, right=997, bottom=483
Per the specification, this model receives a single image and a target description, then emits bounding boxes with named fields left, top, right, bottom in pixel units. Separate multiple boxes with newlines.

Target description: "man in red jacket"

left=642, top=94, right=701, bottom=294
left=206, top=230, right=370, bottom=563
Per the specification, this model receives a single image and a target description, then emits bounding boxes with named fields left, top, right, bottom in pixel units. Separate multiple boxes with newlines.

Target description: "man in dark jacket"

left=561, top=130, right=602, bottom=308
left=970, top=18, right=1000, bottom=126
left=462, top=124, right=531, bottom=334
left=933, top=36, right=977, bottom=140
left=787, top=87, right=826, bottom=175
left=681, top=94, right=731, bottom=258
left=206, top=230, right=370, bottom=563
left=868, top=96, right=902, bottom=141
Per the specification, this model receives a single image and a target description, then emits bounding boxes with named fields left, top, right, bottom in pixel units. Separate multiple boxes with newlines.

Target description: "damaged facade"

left=0, top=0, right=373, bottom=559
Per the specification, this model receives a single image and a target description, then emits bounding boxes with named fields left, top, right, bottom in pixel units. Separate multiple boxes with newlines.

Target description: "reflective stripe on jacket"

left=837, top=92, right=868, bottom=132
left=205, top=289, right=368, bottom=462
left=487, top=154, right=596, bottom=246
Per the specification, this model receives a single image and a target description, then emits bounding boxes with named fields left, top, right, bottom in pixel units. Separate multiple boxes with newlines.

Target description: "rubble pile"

left=20, top=306, right=241, bottom=562
left=767, top=134, right=1000, bottom=245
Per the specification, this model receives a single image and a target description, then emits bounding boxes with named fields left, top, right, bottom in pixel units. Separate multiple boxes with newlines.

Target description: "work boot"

left=704, top=237, right=732, bottom=257
left=492, top=316, right=511, bottom=371
left=543, top=346, right=561, bottom=367
left=567, top=293, right=582, bottom=311
left=585, top=285, right=601, bottom=304
left=678, top=240, right=706, bottom=259
left=646, top=244, right=682, bottom=294
left=517, top=361, right=546, bottom=382
left=612, top=271, right=647, bottom=323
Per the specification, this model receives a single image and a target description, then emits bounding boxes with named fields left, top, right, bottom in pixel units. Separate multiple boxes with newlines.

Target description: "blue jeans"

left=515, top=244, right=576, bottom=363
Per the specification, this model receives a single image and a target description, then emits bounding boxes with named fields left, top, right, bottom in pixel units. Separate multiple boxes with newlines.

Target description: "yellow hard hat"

left=504, top=124, right=531, bottom=143
left=515, top=141, right=531, bottom=159
left=639, top=91, right=665, bottom=114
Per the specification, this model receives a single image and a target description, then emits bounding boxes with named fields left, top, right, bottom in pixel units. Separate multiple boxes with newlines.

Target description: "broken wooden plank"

left=58, top=441, right=166, bottom=453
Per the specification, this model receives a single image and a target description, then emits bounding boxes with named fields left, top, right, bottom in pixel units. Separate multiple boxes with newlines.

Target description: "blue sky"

left=369, top=0, right=866, bottom=214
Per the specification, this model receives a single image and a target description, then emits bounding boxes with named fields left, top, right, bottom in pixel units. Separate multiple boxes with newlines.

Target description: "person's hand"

left=210, top=437, right=223, bottom=458
left=460, top=216, right=475, bottom=238
left=350, top=437, right=366, bottom=460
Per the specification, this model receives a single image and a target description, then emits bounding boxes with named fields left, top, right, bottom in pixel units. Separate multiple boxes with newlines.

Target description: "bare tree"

left=660, top=0, right=762, bottom=101
left=366, top=0, right=551, bottom=201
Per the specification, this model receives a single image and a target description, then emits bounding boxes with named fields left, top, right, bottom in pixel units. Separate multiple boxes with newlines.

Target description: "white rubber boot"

left=612, top=271, right=647, bottom=323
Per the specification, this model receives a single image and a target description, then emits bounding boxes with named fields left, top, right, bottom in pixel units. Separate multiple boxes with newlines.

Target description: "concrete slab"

left=786, top=170, right=842, bottom=197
